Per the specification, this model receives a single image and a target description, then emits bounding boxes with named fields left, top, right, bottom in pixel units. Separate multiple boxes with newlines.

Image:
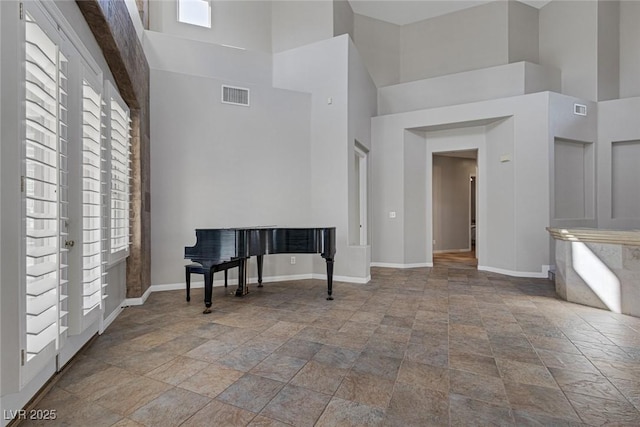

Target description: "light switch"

left=389, top=211, right=396, bottom=219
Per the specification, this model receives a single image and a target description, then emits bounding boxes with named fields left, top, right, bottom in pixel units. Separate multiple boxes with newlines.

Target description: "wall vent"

left=222, top=85, right=250, bottom=106
left=574, top=103, right=587, bottom=116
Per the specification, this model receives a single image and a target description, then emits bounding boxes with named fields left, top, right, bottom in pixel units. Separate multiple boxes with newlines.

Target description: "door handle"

left=65, top=240, right=75, bottom=248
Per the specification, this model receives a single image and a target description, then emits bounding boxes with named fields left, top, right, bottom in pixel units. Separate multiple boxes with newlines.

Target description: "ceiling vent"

left=222, top=85, right=250, bottom=107
left=574, top=103, right=587, bottom=116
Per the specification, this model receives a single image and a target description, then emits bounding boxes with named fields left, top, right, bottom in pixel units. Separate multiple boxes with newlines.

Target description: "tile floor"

left=20, top=254, right=640, bottom=426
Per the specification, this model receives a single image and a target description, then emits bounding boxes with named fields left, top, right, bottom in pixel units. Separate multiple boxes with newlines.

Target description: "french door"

left=19, top=0, right=131, bottom=387
left=21, top=0, right=113, bottom=384
left=22, top=5, right=71, bottom=382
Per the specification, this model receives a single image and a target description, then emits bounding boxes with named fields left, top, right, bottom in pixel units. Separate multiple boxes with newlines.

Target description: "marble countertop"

left=547, top=227, right=640, bottom=245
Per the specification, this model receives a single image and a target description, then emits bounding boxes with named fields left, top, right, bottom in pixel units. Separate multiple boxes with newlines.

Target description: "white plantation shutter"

left=81, top=79, right=107, bottom=316
left=16, top=0, right=135, bottom=388
left=58, top=50, right=70, bottom=342
left=23, top=11, right=69, bottom=368
left=108, top=91, right=131, bottom=257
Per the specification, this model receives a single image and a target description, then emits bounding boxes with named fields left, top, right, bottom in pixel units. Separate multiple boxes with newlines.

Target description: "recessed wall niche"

left=554, top=138, right=595, bottom=219
left=612, top=140, right=640, bottom=219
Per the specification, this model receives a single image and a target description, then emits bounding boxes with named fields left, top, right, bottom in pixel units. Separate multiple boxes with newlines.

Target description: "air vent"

left=574, top=103, right=587, bottom=116
left=222, top=85, right=250, bottom=106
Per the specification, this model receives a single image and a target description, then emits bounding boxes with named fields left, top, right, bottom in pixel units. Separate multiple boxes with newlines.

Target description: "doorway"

left=355, top=144, right=368, bottom=245
left=432, top=150, right=478, bottom=267
left=470, top=174, right=476, bottom=252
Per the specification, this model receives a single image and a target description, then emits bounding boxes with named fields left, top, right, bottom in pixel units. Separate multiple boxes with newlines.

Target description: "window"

left=107, top=85, right=131, bottom=261
left=177, top=0, right=211, bottom=28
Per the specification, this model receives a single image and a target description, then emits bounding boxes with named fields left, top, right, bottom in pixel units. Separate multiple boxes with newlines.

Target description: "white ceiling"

left=348, top=0, right=552, bottom=26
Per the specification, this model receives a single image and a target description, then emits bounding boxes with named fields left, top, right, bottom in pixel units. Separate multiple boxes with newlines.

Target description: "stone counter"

left=547, top=228, right=640, bottom=317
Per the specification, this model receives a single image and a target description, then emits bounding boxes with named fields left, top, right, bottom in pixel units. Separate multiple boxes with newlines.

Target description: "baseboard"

left=143, top=272, right=371, bottom=299
left=370, top=262, right=433, bottom=268
left=477, top=264, right=551, bottom=278
left=433, top=248, right=472, bottom=254
left=369, top=262, right=549, bottom=278
left=123, top=285, right=152, bottom=306
left=312, top=273, right=371, bottom=284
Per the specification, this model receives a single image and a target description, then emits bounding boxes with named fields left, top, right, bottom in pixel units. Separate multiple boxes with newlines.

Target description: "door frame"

left=355, top=144, right=368, bottom=246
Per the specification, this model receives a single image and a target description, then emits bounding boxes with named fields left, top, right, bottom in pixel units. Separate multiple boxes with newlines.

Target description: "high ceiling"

left=348, top=0, right=552, bottom=26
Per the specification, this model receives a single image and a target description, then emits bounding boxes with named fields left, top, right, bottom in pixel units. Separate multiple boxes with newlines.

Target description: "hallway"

left=433, top=251, right=477, bottom=269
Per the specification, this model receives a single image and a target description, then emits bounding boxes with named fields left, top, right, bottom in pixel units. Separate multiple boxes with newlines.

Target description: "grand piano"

left=184, top=227, right=336, bottom=313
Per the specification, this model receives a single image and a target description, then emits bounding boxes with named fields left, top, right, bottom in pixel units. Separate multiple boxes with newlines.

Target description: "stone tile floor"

left=20, top=255, right=640, bottom=426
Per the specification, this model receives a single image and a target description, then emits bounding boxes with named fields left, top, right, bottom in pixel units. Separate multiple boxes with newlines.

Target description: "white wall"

left=333, top=0, right=354, bottom=40
left=619, top=0, right=640, bottom=98
left=539, top=0, right=598, bottom=100
left=146, top=29, right=373, bottom=286
left=271, top=0, right=333, bottom=53
left=597, top=0, right=619, bottom=101
left=144, top=23, right=311, bottom=296
left=553, top=139, right=594, bottom=219
left=148, top=65, right=314, bottom=286
left=400, top=1, right=509, bottom=83
left=378, top=61, right=560, bottom=115
left=548, top=92, right=598, bottom=229
left=273, top=35, right=370, bottom=281
left=483, top=119, right=515, bottom=272
left=597, top=97, right=640, bottom=230
left=149, top=0, right=272, bottom=52
left=272, top=35, right=349, bottom=276
left=403, top=131, right=427, bottom=265
left=347, top=39, right=377, bottom=256
left=353, top=14, right=400, bottom=87
left=147, top=29, right=373, bottom=285
left=508, top=0, right=539, bottom=64
left=144, top=30, right=273, bottom=86
left=371, top=93, right=555, bottom=277
left=353, top=0, right=626, bottom=103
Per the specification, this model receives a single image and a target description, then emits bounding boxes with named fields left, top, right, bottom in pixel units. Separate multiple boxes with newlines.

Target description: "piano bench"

left=185, top=260, right=241, bottom=302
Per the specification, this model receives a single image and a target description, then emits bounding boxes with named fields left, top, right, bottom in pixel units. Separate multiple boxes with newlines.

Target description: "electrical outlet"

left=290, top=256, right=296, bottom=265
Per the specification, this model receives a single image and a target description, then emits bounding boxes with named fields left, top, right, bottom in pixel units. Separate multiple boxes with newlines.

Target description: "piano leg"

left=326, top=258, right=334, bottom=300
left=257, top=255, right=264, bottom=287
left=185, top=267, right=191, bottom=302
left=235, top=258, right=249, bottom=297
left=203, top=269, right=213, bottom=314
